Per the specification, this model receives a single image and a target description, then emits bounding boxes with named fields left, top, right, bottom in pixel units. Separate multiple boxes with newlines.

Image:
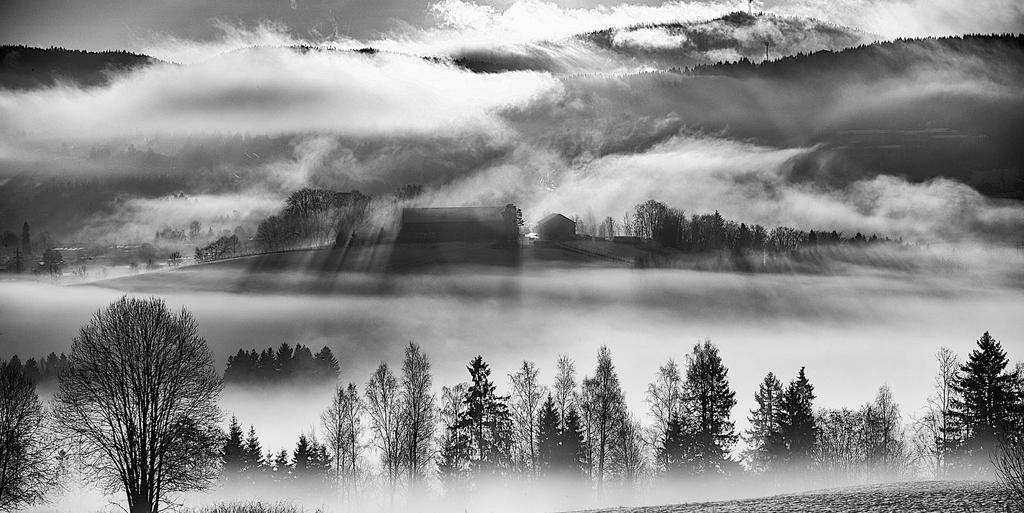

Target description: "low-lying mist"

left=4, top=256, right=1022, bottom=453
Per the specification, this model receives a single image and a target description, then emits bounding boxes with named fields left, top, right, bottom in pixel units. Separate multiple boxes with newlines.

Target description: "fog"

left=3, top=258, right=1022, bottom=455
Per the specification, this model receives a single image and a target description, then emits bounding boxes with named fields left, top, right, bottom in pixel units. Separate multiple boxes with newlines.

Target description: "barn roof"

left=402, top=207, right=505, bottom=224
left=538, top=213, right=575, bottom=226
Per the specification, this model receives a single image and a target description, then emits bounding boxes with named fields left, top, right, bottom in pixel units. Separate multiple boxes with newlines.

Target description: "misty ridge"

left=2, top=30, right=1023, bottom=250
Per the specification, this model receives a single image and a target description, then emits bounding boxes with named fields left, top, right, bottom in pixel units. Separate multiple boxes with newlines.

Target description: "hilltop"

left=451, top=11, right=873, bottom=74
left=0, top=45, right=160, bottom=89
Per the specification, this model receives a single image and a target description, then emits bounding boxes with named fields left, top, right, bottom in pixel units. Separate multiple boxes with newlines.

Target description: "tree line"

left=1, top=298, right=1021, bottom=513
left=580, top=199, right=895, bottom=255
left=223, top=343, right=340, bottom=384
left=254, top=188, right=369, bottom=253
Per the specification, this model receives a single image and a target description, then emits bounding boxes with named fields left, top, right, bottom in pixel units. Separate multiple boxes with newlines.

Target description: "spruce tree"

left=743, top=372, right=784, bottom=473
left=778, top=367, right=817, bottom=472
left=658, top=411, right=687, bottom=477
left=949, top=332, right=1023, bottom=473
left=242, top=426, right=264, bottom=474
left=314, top=346, right=340, bottom=381
left=682, top=340, right=737, bottom=476
left=222, top=416, right=246, bottom=476
left=558, top=406, right=587, bottom=477
left=536, top=395, right=561, bottom=475
left=456, top=355, right=513, bottom=478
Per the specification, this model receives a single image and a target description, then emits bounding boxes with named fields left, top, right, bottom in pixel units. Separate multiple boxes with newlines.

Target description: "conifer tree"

left=314, top=346, right=341, bottom=381
left=681, top=340, right=737, bottom=476
left=536, top=395, right=561, bottom=475
left=949, top=332, right=1024, bottom=473
left=658, top=411, right=688, bottom=477
left=222, top=416, right=246, bottom=477
left=778, top=367, right=818, bottom=472
left=456, top=356, right=513, bottom=479
left=437, top=384, right=470, bottom=493
left=558, top=406, right=587, bottom=477
left=242, top=426, right=264, bottom=475
left=743, top=372, right=784, bottom=473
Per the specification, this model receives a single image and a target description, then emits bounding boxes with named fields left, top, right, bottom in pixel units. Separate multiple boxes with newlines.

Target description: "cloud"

left=74, top=192, right=283, bottom=244
left=429, top=135, right=1024, bottom=242
left=771, top=0, right=1024, bottom=39
left=0, top=47, right=563, bottom=141
left=612, top=27, right=691, bottom=49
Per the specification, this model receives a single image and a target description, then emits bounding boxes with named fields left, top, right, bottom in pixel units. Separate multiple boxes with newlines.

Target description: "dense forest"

left=2, top=297, right=1022, bottom=511
left=0, top=45, right=158, bottom=90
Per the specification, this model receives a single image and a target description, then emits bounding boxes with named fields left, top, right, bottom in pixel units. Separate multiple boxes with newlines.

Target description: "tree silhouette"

left=53, top=297, right=222, bottom=513
left=536, top=395, right=560, bottom=475
left=456, top=356, right=513, bottom=479
left=0, top=360, right=58, bottom=511
left=949, top=332, right=1023, bottom=474
left=580, top=346, right=625, bottom=487
left=680, top=340, right=737, bottom=476
left=400, top=342, right=436, bottom=488
left=778, top=367, right=818, bottom=473
left=743, top=372, right=784, bottom=474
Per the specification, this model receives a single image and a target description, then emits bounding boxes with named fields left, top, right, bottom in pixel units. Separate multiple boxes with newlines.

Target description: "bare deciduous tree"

left=53, top=297, right=222, bottom=513
left=400, top=342, right=435, bottom=488
left=581, top=346, right=625, bottom=487
left=0, top=362, right=58, bottom=512
left=645, top=359, right=683, bottom=470
left=553, top=355, right=577, bottom=420
left=995, top=436, right=1024, bottom=507
left=509, top=360, right=545, bottom=475
left=365, top=361, right=403, bottom=492
left=322, top=382, right=364, bottom=500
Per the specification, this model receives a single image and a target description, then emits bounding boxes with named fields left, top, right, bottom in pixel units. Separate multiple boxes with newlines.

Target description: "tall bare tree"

left=0, top=361, right=58, bottom=512
left=553, top=355, right=577, bottom=420
left=612, top=410, right=646, bottom=488
left=581, top=346, right=625, bottom=488
left=646, top=359, right=683, bottom=471
left=860, top=385, right=910, bottom=482
left=509, top=360, right=545, bottom=475
left=322, top=382, right=364, bottom=499
left=53, top=297, right=222, bottom=513
left=400, top=342, right=435, bottom=488
left=365, top=362, right=403, bottom=492
left=921, top=347, right=961, bottom=477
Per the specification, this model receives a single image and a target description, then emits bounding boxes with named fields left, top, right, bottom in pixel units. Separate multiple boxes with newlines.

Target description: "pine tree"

left=743, top=372, right=784, bottom=473
left=437, top=383, right=470, bottom=494
left=536, top=395, right=561, bottom=475
left=778, top=367, right=818, bottom=472
left=314, top=346, right=341, bottom=382
left=558, top=406, right=587, bottom=478
left=222, top=416, right=246, bottom=477
left=949, top=332, right=1023, bottom=473
left=681, top=340, right=737, bottom=476
left=456, top=355, right=513, bottom=479
left=242, top=426, right=264, bottom=475
left=658, top=411, right=687, bottom=477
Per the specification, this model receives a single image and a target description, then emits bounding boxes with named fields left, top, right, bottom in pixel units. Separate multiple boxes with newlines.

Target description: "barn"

left=397, top=207, right=510, bottom=243
left=536, top=213, right=576, bottom=241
